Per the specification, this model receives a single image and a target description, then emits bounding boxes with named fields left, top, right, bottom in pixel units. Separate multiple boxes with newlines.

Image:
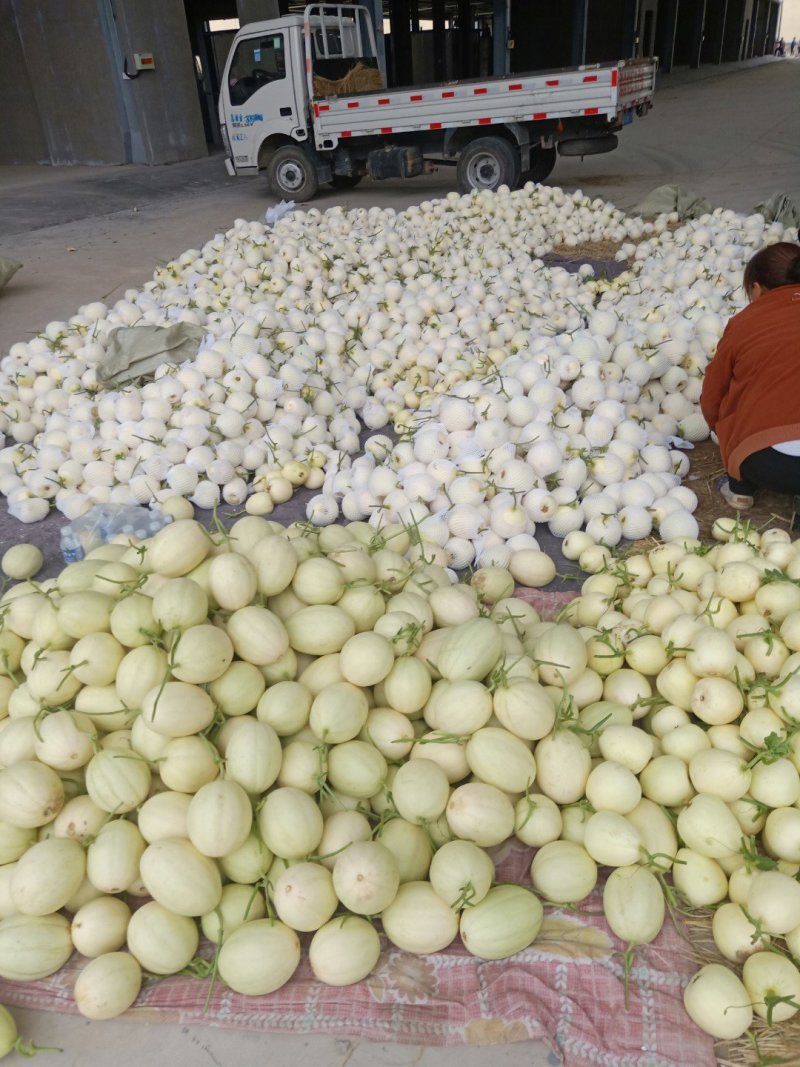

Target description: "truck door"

left=224, top=31, right=302, bottom=170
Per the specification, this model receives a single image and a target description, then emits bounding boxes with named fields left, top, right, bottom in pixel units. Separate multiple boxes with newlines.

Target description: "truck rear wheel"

left=267, top=146, right=319, bottom=202
left=457, top=137, right=521, bottom=194
left=520, top=145, right=557, bottom=185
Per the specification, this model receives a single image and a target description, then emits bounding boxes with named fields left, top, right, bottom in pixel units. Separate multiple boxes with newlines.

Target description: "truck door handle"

left=280, top=107, right=292, bottom=116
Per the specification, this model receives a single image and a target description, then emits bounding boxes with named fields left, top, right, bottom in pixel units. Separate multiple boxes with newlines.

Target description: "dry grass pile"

left=675, top=909, right=800, bottom=1067
left=313, top=62, right=384, bottom=98
left=550, top=238, right=624, bottom=261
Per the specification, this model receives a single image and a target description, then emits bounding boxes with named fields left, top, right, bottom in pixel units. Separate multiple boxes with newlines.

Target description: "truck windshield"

left=228, top=33, right=285, bottom=106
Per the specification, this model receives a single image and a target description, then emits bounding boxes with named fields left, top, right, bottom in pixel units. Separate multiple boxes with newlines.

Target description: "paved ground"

left=0, top=53, right=797, bottom=1067
left=6, top=1008, right=562, bottom=1067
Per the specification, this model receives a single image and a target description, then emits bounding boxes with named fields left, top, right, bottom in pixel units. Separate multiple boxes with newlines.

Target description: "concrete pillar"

left=721, top=0, right=746, bottom=59
left=766, top=0, right=780, bottom=52
left=690, top=0, right=707, bottom=66
left=0, top=0, right=48, bottom=164
left=432, top=0, right=446, bottom=80
left=622, top=0, right=640, bottom=57
left=638, top=0, right=658, bottom=54
left=1, top=0, right=206, bottom=165
left=110, top=0, right=207, bottom=165
left=750, top=0, right=763, bottom=53
left=10, top=0, right=129, bottom=164
left=717, top=0, right=730, bottom=61
left=657, top=0, right=680, bottom=71
left=390, top=0, right=413, bottom=84
left=359, top=0, right=387, bottom=78
left=236, top=0, right=280, bottom=28
left=492, top=0, right=509, bottom=74
left=701, top=0, right=728, bottom=61
left=572, top=0, right=588, bottom=64
left=457, top=0, right=472, bottom=77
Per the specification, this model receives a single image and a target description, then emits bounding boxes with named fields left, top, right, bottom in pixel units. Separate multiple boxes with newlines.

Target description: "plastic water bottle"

left=60, top=528, right=85, bottom=563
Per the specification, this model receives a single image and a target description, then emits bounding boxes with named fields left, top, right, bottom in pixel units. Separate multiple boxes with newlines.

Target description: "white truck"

left=219, top=3, right=657, bottom=202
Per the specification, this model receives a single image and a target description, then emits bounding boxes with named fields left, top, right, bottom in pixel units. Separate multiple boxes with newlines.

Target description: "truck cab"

left=220, top=17, right=312, bottom=178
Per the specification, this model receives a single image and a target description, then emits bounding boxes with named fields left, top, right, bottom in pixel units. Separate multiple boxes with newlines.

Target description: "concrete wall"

left=111, top=0, right=207, bottom=164
left=0, top=0, right=48, bottom=164
left=10, top=0, right=129, bottom=164
left=0, top=0, right=206, bottom=166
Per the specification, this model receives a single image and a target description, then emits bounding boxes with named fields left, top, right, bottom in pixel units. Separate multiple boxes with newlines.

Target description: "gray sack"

left=98, top=322, right=206, bottom=386
left=631, top=184, right=711, bottom=220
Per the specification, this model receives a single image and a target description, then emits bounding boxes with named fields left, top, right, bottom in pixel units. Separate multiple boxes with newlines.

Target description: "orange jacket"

left=699, top=284, right=800, bottom=479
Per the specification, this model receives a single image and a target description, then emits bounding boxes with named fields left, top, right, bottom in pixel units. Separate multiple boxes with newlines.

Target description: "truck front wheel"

left=457, top=137, right=520, bottom=194
left=267, top=146, right=319, bottom=202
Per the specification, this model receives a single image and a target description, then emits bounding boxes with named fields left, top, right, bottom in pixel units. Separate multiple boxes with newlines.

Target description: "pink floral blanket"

left=0, top=591, right=715, bottom=1066
left=0, top=844, right=713, bottom=1067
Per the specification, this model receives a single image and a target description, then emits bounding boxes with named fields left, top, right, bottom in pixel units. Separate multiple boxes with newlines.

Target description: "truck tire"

left=267, top=145, right=319, bottom=202
left=557, top=134, right=618, bottom=157
left=457, top=137, right=521, bottom=194
left=329, top=174, right=363, bottom=189
left=520, top=145, right=557, bottom=185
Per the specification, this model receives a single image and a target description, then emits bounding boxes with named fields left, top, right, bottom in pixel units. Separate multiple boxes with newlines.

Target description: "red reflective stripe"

left=347, top=101, right=359, bottom=108
left=584, top=107, right=599, bottom=115
left=533, top=112, right=547, bottom=119
left=478, top=117, right=491, bottom=124
left=313, top=103, right=319, bottom=117
left=508, top=83, right=522, bottom=91
left=378, top=98, right=390, bottom=104
left=612, top=68, right=618, bottom=86
left=430, top=122, right=442, bottom=129
left=411, top=94, right=423, bottom=101
left=380, top=127, right=392, bottom=133
left=474, top=87, right=487, bottom=95
left=318, top=104, right=329, bottom=112
left=442, top=90, right=455, bottom=98
left=583, top=74, right=598, bottom=82
left=341, top=131, right=352, bottom=137
left=546, top=79, right=559, bottom=86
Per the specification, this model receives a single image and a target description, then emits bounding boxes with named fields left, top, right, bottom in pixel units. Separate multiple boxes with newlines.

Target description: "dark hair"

left=743, top=242, right=800, bottom=298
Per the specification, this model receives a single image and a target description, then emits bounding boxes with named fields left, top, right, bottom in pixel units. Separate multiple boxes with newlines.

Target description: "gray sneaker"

left=717, top=476, right=754, bottom=510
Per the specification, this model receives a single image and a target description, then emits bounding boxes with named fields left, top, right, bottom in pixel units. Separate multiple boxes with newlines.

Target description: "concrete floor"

left=0, top=53, right=797, bottom=1067
left=6, top=1007, right=562, bottom=1067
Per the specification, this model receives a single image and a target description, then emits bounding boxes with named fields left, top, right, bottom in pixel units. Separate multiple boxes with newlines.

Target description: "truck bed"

left=312, top=59, right=657, bottom=149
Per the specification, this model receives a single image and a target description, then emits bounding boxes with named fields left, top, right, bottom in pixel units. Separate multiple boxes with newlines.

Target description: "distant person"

left=791, top=37, right=797, bottom=56
left=701, top=243, right=800, bottom=509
